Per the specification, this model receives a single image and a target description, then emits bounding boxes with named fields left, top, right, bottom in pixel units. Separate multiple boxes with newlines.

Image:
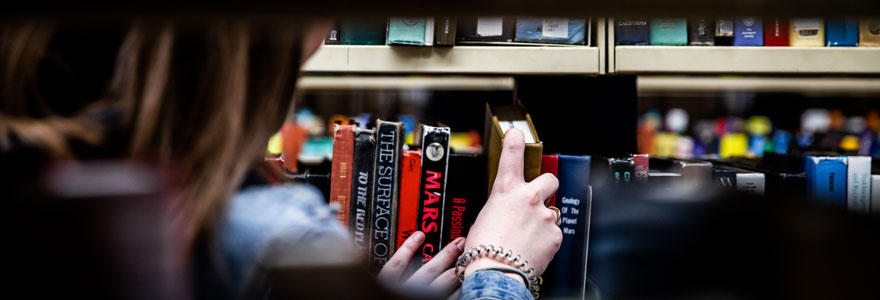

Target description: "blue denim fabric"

left=214, top=184, right=353, bottom=295
left=460, top=270, right=533, bottom=300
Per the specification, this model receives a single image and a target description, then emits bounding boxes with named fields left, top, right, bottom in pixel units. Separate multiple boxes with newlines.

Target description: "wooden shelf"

left=613, top=46, right=880, bottom=74
left=302, top=45, right=601, bottom=75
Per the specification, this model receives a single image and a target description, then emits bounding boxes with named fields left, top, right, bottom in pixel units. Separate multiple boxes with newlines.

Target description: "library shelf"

left=297, top=76, right=514, bottom=90
left=302, top=45, right=602, bottom=75
left=637, top=76, right=880, bottom=95
left=612, top=46, right=880, bottom=74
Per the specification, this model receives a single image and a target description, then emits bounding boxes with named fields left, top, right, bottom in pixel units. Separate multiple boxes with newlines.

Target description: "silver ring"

left=548, top=206, right=562, bottom=226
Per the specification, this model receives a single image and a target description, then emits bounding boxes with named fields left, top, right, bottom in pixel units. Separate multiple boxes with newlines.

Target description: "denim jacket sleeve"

left=459, top=270, right=534, bottom=300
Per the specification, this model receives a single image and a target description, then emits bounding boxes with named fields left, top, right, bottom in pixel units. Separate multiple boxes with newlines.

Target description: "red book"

left=633, top=154, right=650, bottom=183
left=540, top=154, right=559, bottom=207
left=396, top=149, right=422, bottom=250
left=764, top=18, right=789, bottom=46
left=329, top=124, right=355, bottom=225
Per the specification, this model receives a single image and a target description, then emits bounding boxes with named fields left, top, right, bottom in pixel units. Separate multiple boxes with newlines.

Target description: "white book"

left=424, top=18, right=435, bottom=46
left=846, top=156, right=872, bottom=214
left=872, top=175, right=880, bottom=216
left=736, top=173, right=765, bottom=195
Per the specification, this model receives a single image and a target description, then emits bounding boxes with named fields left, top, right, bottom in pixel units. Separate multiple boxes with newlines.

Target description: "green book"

left=340, top=18, right=386, bottom=45
left=387, top=17, right=434, bottom=46
left=650, top=18, right=688, bottom=45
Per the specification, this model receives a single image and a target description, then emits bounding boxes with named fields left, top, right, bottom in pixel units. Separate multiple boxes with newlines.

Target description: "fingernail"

left=456, top=238, right=466, bottom=251
left=411, top=231, right=425, bottom=242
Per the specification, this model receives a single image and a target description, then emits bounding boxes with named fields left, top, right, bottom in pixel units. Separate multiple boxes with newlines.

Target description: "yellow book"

left=790, top=18, right=825, bottom=47
left=860, top=18, right=880, bottom=47
left=720, top=133, right=748, bottom=158
left=484, top=102, right=543, bottom=196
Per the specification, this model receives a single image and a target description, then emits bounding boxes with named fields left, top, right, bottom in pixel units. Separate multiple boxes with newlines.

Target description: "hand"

left=463, top=128, right=562, bottom=282
left=377, top=231, right=466, bottom=298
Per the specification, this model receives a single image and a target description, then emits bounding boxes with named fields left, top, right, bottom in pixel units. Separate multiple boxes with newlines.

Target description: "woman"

left=1, top=17, right=562, bottom=299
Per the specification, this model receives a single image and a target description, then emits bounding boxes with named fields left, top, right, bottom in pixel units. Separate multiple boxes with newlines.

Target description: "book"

left=736, top=172, right=766, bottom=195
left=457, top=17, right=515, bottom=43
left=616, top=19, right=650, bottom=45
left=633, top=154, right=650, bottom=183
left=847, top=156, right=872, bottom=213
left=688, top=17, right=715, bottom=46
left=541, top=154, right=559, bottom=206
left=542, top=155, right=592, bottom=299
left=764, top=18, right=790, bottom=46
left=826, top=18, right=859, bottom=46
left=349, top=128, right=376, bottom=256
left=387, top=17, right=435, bottom=46
left=514, top=18, right=587, bottom=45
left=369, top=120, right=404, bottom=272
left=713, top=168, right=737, bottom=190
left=733, top=17, right=763, bottom=46
left=434, top=17, right=457, bottom=46
left=416, top=125, right=451, bottom=263
left=715, top=18, right=735, bottom=46
left=484, top=102, right=543, bottom=196
left=329, top=124, right=355, bottom=225
left=441, top=154, right=487, bottom=247
left=860, top=18, right=880, bottom=47
left=806, top=156, right=847, bottom=207
left=650, top=18, right=687, bottom=46
left=790, top=18, right=825, bottom=47
left=325, top=21, right=341, bottom=45
left=396, top=150, right=421, bottom=250
left=609, top=157, right=634, bottom=184
left=340, top=18, right=386, bottom=45
left=677, top=161, right=712, bottom=188
left=872, top=175, right=880, bottom=215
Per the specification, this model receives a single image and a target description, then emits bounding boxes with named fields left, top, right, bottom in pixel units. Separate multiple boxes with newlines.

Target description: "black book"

left=325, top=21, right=341, bottom=45
left=349, top=128, right=376, bottom=257
left=456, top=17, right=515, bottom=43
left=369, top=120, right=404, bottom=272
left=608, top=158, right=635, bottom=184
left=688, top=17, right=715, bottom=45
left=416, top=125, right=451, bottom=264
left=434, top=17, right=457, bottom=46
left=715, top=18, right=735, bottom=45
left=441, top=153, right=487, bottom=247
left=712, top=168, right=737, bottom=190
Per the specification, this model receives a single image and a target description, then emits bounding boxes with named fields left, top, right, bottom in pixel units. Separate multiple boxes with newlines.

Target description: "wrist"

left=465, top=259, right=525, bottom=285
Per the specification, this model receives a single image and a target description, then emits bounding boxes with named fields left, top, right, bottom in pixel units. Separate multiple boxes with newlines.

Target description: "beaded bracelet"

left=455, top=244, right=540, bottom=297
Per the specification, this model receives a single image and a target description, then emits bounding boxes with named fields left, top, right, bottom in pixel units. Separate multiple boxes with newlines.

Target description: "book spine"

left=650, top=18, right=688, bottom=46
left=387, top=17, right=428, bottom=46
left=340, top=18, right=387, bottom=45
left=424, top=18, right=435, bottom=46
left=713, top=168, right=737, bottom=190
left=615, top=19, right=650, bottom=45
left=542, top=155, right=591, bottom=298
left=826, top=18, right=859, bottom=46
left=688, top=17, right=715, bottom=46
left=736, top=173, right=766, bottom=195
left=859, top=18, right=880, bottom=47
left=633, top=154, right=650, bottom=183
left=416, top=125, right=451, bottom=263
left=330, top=125, right=355, bottom=225
left=733, top=17, right=763, bottom=46
left=540, top=154, right=559, bottom=206
left=325, top=21, right=342, bottom=45
left=790, top=18, right=825, bottom=47
left=396, top=150, right=422, bottom=250
left=434, top=17, right=456, bottom=46
left=809, top=156, right=847, bottom=207
left=763, top=18, right=789, bottom=46
left=846, top=156, right=872, bottom=213
left=872, top=175, right=880, bottom=216
left=679, top=161, right=712, bottom=186
left=442, top=154, right=486, bottom=247
left=349, top=128, right=376, bottom=256
left=609, top=158, right=635, bottom=184
left=369, top=121, right=404, bottom=271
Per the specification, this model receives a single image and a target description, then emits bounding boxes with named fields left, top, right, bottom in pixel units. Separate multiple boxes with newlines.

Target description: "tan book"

left=484, top=101, right=543, bottom=196
left=790, top=18, right=825, bottom=47
left=860, top=18, right=880, bottom=47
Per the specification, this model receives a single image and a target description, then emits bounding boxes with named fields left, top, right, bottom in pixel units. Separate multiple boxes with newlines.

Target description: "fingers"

left=428, top=268, right=459, bottom=296
left=494, top=129, right=526, bottom=188
left=406, top=237, right=466, bottom=286
left=446, top=289, right=460, bottom=300
left=378, top=231, right=425, bottom=283
left=528, top=173, right=559, bottom=206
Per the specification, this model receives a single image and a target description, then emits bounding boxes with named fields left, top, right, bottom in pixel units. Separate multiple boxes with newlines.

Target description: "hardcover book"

left=349, top=128, right=376, bottom=255
left=330, top=124, right=355, bottom=225
left=826, top=18, right=859, bottom=46
left=736, top=172, right=766, bottom=195
left=456, top=16, right=515, bottom=43
left=396, top=150, right=421, bottom=250
left=369, top=120, right=404, bottom=271
left=325, top=21, right=341, bottom=45
left=434, top=17, right=457, bottom=46
left=846, top=156, right=872, bottom=213
left=790, top=18, right=825, bottom=47
left=633, top=154, right=650, bottom=183
left=542, top=155, right=592, bottom=299
left=416, top=125, right=451, bottom=263
left=441, top=154, right=487, bottom=247
left=387, top=17, right=434, bottom=46
left=650, top=18, right=687, bottom=46
left=734, top=17, right=763, bottom=46
left=688, top=17, right=715, bottom=46
left=712, top=168, right=737, bottom=190
left=872, top=175, right=880, bottom=215
left=609, top=157, right=634, bottom=184
left=340, top=18, right=386, bottom=45
left=484, top=102, right=543, bottom=196
left=806, top=156, right=847, bottom=207
left=860, top=18, right=880, bottom=47
left=514, top=18, right=587, bottom=45
left=764, top=18, right=789, bottom=46
left=541, top=154, right=559, bottom=206
left=677, top=161, right=712, bottom=188
left=616, top=19, right=650, bottom=45
left=715, top=18, right=735, bottom=45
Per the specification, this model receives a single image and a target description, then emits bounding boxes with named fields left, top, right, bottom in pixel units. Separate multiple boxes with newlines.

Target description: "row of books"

left=617, top=18, right=880, bottom=47
left=637, top=108, right=880, bottom=159
left=326, top=17, right=590, bottom=46
left=595, top=153, right=879, bottom=214
left=324, top=103, right=594, bottom=299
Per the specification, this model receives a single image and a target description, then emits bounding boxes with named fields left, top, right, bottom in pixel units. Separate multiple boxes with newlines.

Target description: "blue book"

left=733, top=17, right=763, bottom=46
left=616, top=19, right=650, bottom=45
left=826, top=18, right=859, bottom=46
left=805, top=156, right=848, bottom=207
left=542, top=154, right=592, bottom=299
left=515, top=18, right=586, bottom=45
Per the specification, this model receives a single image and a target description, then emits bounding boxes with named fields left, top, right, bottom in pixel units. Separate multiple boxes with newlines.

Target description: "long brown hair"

left=0, top=19, right=304, bottom=246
